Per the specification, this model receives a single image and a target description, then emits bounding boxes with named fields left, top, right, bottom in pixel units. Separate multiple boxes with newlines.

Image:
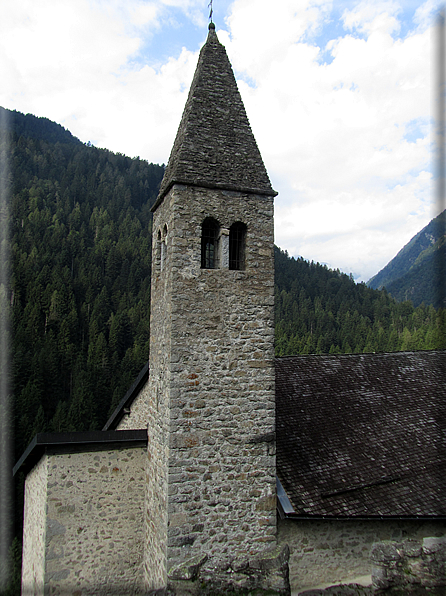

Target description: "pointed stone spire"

left=153, top=23, right=276, bottom=211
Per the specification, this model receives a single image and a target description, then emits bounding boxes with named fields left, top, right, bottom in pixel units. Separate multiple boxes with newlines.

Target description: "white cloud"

left=275, top=169, right=436, bottom=279
left=414, top=0, right=445, bottom=29
left=0, top=0, right=200, bottom=162
left=0, top=0, right=443, bottom=281
left=342, top=0, right=402, bottom=35
left=218, top=0, right=442, bottom=279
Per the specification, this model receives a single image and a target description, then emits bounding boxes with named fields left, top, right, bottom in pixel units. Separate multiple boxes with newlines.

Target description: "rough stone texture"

left=146, top=183, right=278, bottom=592
left=298, top=585, right=375, bottom=595
left=167, top=545, right=290, bottom=595
left=371, top=536, right=446, bottom=591
left=278, top=518, right=445, bottom=593
left=169, top=554, right=209, bottom=581
left=22, top=455, right=48, bottom=595
left=297, top=585, right=444, bottom=595
left=22, top=445, right=147, bottom=595
left=117, top=379, right=150, bottom=431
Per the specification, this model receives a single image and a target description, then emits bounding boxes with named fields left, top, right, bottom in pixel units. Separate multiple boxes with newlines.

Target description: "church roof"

left=276, top=351, right=446, bottom=519
left=153, top=23, right=276, bottom=211
left=16, top=350, right=445, bottom=521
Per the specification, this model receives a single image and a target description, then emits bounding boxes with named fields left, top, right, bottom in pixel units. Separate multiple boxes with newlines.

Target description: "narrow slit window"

left=161, top=224, right=168, bottom=271
left=156, top=228, right=162, bottom=272
left=229, top=222, right=247, bottom=270
left=201, top=218, right=219, bottom=269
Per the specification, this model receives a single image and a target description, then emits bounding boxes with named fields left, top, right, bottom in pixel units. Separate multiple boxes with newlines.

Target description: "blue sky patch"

left=403, top=118, right=429, bottom=143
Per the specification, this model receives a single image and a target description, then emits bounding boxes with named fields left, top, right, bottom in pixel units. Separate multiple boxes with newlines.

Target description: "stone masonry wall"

left=117, top=379, right=150, bottom=431
left=22, top=445, right=147, bottom=596
left=147, top=184, right=277, bottom=590
left=278, top=518, right=445, bottom=593
left=145, top=186, right=174, bottom=590
left=371, top=536, right=446, bottom=591
left=22, top=455, right=48, bottom=596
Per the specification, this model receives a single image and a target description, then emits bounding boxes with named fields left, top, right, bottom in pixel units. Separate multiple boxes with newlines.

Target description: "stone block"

left=371, top=564, right=390, bottom=590
left=169, top=513, right=188, bottom=528
left=402, top=539, right=422, bottom=558
left=255, top=495, right=277, bottom=512
left=249, top=544, right=290, bottom=572
left=371, top=536, right=446, bottom=592
left=370, top=540, right=400, bottom=564
left=45, top=518, right=67, bottom=544
left=423, top=536, right=446, bottom=555
left=168, top=554, right=208, bottom=581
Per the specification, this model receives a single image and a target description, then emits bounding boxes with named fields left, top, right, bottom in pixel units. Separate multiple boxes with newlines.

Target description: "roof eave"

left=13, top=429, right=148, bottom=477
left=278, top=509, right=446, bottom=522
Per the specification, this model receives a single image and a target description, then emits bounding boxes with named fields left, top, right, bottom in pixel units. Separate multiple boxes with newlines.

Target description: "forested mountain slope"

left=367, top=210, right=446, bottom=308
left=2, top=108, right=164, bottom=462
left=0, top=106, right=83, bottom=146
left=2, top=110, right=446, bottom=593
left=275, top=247, right=445, bottom=357
left=2, top=108, right=445, bottom=463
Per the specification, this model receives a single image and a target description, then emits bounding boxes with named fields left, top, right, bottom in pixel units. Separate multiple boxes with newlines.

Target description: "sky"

left=0, top=0, right=445, bottom=282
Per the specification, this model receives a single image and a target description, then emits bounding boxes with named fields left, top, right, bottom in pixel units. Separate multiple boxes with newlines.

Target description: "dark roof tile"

left=276, top=351, right=445, bottom=518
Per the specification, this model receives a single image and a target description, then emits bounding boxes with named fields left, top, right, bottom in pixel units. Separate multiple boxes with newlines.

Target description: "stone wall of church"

left=278, top=517, right=445, bottom=592
left=22, top=455, right=48, bottom=595
left=371, top=536, right=446, bottom=591
left=145, top=186, right=175, bottom=590
left=22, top=445, right=147, bottom=596
left=147, top=184, right=277, bottom=589
left=116, top=379, right=150, bottom=431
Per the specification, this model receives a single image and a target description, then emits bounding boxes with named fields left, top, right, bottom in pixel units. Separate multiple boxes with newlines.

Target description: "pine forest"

left=0, top=110, right=445, bottom=593
left=1, top=109, right=445, bottom=463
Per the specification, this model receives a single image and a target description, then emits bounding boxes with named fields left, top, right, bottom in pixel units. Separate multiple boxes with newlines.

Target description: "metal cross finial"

left=208, top=0, right=213, bottom=23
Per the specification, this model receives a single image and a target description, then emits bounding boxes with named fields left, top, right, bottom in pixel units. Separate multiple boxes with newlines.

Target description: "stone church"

left=15, top=23, right=445, bottom=596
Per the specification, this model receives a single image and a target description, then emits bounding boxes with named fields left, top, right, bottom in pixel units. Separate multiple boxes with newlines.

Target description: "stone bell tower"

left=146, top=23, right=287, bottom=594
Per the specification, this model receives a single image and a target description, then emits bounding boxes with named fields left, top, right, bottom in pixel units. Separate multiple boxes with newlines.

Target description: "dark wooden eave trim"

left=13, top=429, right=147, bottom=477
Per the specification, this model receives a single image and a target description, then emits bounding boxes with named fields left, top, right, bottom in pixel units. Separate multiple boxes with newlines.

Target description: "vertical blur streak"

left=435, top=7, right=446, bottom=214
left=0, top=107, right=12, bottom=591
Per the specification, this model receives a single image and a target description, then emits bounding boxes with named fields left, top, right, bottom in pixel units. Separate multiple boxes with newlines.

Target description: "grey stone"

left=423, top=536, right=446, bottom=554
left=45, top=518, right=66, bottom=543
left=402, top=540, right=422, bottom=558
left=52, top=568, right=70, bottom=581
left=250, top=544, right=290, bottom=572
left=370, top=541, right=400, bottom=563
left=371, top=537, right=446, bottom=591
left=168, top=554, right=208, bottom=581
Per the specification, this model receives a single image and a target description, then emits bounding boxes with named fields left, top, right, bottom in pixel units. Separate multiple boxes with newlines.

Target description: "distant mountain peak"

left=367, top=210, right=446, bottom=308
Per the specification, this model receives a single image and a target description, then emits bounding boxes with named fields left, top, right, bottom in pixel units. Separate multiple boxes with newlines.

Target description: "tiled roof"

left=276, top=351, right=446, bottom=518
left=153, top=23, right=276, bottom=211
left=16, top=351, right=445, bottom=521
